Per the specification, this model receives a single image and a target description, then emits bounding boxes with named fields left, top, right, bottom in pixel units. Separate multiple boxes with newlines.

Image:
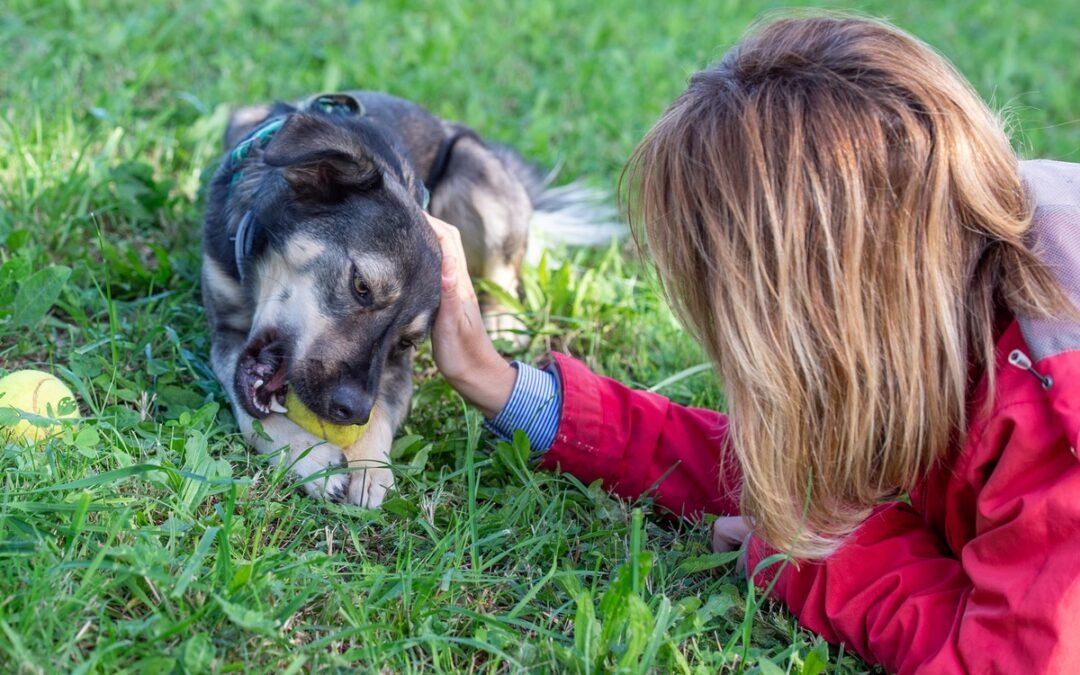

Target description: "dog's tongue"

left=265, top=365, right=288, bottom=393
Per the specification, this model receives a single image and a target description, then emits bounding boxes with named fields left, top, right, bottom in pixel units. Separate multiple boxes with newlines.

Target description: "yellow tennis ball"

left=0, top=370, right=80, bottom=443
left=284, top=389, right=369, bottom=448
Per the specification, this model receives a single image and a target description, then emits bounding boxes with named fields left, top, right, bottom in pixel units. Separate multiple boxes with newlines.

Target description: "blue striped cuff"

left=483, top=361, right=562, bottom=452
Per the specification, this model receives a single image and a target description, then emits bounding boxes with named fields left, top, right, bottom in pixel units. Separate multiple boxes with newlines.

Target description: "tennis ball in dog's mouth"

left=284, top=389, right=369, bottom=448
left=0, top=370, right=80, bottom=443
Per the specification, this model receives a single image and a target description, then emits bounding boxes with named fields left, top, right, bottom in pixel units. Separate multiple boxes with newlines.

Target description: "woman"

left=428, top=15, right=1080, bottom=674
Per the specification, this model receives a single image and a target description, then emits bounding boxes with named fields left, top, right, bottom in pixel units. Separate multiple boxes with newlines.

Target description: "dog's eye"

left=351, top=270, right=370, bottom=302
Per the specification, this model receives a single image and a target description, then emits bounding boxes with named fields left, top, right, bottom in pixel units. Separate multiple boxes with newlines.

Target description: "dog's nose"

left=327, top=383, right=373, bottom=425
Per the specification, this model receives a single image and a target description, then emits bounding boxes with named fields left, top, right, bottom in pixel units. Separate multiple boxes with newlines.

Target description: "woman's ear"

left=263, top=114, right=382, bottom=202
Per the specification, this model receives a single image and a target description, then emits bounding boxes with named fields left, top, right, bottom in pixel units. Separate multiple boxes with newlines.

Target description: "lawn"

left=1, top=0, right=1077, bottom=672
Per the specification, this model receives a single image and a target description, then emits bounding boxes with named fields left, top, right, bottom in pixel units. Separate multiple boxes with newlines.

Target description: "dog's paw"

left=287, top=437, right=349, bottom=502
left=247, top=413, right=352, bottom=502
left=346, top=465, right=394, bottom=508
left=301, top=462, right=351, bottom=502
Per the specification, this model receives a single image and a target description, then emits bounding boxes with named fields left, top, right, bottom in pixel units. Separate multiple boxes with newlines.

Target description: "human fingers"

left=426, top=214, right=475, bottom=303
left=711, top=516, right=751, bottom=553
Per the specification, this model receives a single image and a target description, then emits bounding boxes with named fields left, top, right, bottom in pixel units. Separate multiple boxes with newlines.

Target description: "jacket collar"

left=1016, top=160, right=1080, bottom=364
left=1015, top=159, right=1080, bottom=450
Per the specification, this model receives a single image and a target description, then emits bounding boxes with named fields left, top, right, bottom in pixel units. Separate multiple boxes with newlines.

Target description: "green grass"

left=1, top=0, right=1077, bottom=671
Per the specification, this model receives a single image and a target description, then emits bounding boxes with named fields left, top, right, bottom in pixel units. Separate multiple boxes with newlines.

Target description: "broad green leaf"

left=173, top=527, right=220, bottom=598
left=181, top=632, right=215, bottom=674
left=757, top=658, right=788, bottom=675
left=802, top=641, right=830, bottom=675
left=214, top=594, right=278, bottom=635
left=12, top=265, right=71, bottom=327
left=676, top=550, right=744, bottom=574
left=639, top=595, right=675, bottom=671
left=573, top=590, right=600, bottom=666
left=72, top=426, right=100, bottom=458
left=29, top=463, right=174, bottom=493
left=617, top=594, right=653, bottom=669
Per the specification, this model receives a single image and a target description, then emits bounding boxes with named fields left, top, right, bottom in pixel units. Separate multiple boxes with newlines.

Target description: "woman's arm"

left=427, top=214, right=741, bottom=518
left=539, top=352, right=739, bottom=518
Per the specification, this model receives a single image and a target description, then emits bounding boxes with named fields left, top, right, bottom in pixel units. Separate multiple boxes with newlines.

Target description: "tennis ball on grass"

left=0, top=370, right=80, bottom=443
left=284, top=389, right=369, bottom=448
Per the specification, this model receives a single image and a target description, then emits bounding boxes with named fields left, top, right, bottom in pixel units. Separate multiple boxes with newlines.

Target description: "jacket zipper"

left=1008, top=350, right=1077, bottom=459
left=1008, top=350, right=1054, bottom=390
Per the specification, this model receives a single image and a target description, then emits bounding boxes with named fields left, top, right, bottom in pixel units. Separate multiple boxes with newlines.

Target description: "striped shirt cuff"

left=483, top=361, right=562, bottom=452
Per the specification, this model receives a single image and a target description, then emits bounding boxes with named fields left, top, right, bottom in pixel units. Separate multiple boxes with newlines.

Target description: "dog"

left=201, top=91, right=617, bottom=507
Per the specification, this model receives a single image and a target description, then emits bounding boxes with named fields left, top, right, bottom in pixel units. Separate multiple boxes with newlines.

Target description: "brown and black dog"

left=201, top=91, right=616, bottom=507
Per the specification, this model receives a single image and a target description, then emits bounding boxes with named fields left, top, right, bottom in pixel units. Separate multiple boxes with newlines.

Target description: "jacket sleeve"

left=745, top=504, right=971, bottom=674
left=538, top=352, right=741, bottom=519
left=744, top=444, right=1080, bottom=673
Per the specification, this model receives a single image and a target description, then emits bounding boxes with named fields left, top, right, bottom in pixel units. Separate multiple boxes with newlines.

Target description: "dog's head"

left=232, top=111, right=441, bottom=426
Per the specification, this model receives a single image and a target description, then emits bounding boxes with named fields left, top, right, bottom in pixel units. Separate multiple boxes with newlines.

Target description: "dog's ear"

left=263, top=114, right=381, bottom=202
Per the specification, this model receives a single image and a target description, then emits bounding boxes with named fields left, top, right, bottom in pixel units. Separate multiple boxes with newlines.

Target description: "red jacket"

left=537, top=160, right=1080, bottom=674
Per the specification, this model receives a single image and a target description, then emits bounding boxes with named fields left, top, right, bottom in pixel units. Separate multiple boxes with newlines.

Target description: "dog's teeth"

left=253, top=379, right=265, bottom=389
left=269, top=398, right=288, bottom=414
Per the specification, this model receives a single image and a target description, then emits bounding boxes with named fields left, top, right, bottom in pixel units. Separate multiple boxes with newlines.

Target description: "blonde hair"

left=625, top=15, right=1067, bottom=557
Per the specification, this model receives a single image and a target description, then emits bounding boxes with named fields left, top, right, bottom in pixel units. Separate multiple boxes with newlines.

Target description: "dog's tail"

left=491, top=146, right=627, bottom=262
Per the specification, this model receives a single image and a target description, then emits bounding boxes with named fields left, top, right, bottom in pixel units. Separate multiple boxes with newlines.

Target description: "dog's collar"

left=225, top=117, right=285, bottom=195
left=233, top=211, right=258, bottom=282
left=424, top=127, right=481, bottom=195
left=226, top=115, right=287, bottom=283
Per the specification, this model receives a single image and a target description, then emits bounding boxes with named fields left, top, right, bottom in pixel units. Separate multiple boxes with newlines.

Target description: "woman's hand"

left=712, top=516, right=752, bottom=574
left=426, top=214, right=518, bottom=418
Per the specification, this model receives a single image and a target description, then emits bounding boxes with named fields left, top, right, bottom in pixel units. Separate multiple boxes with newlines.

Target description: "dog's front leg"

left=210, top=334, right=349, bottom=501
left=341, top=405, right=396, bottom=508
